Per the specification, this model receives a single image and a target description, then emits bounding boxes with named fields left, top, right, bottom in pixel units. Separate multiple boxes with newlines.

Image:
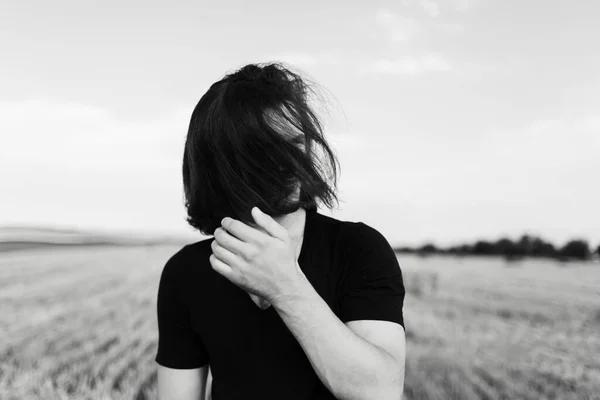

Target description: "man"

left=155, top=62, right=406, bottom=400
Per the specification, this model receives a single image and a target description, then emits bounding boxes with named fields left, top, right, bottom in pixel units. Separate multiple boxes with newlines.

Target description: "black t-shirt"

left=155, top=208, right=405, bottom=399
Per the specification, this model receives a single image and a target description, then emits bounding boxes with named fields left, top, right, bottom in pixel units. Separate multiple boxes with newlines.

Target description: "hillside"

left=0, top=226, right=196, bottom=252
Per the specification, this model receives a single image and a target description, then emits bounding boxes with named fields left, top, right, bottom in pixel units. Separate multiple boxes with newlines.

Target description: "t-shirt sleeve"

left=338, top=222, right=405, bottom=329
left=155, top=247, right=210, bottom=369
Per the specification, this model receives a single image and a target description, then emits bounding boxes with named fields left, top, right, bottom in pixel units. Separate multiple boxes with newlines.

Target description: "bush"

left=559, top=239, right=591, bottom=260
left=495, top=238, right=520, bottom=257
left=418, top=243, right=437, bottom=257
left=472, top=240, right=495, bottom=255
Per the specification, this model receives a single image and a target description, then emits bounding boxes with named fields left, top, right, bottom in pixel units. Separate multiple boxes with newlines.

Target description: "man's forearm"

left=272, top=272, right=403, bottom=400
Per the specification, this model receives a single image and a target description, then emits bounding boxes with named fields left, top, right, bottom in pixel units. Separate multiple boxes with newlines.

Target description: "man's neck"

left=274, top=207, right=306, bottom=244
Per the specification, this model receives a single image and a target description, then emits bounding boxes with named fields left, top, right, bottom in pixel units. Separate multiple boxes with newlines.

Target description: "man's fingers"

left=209, top=253, right=236, bottom=281
left=250, top=207, right=287, bottom=240
left=211, top=239, right=243, bottom=267
left=221, top=217, right=264, bottom=244
left=214, top=227, right=253, bottom=256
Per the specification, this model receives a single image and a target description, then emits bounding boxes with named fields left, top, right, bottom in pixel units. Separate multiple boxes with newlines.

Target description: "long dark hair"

left=183, top=62, right=340, bottom=236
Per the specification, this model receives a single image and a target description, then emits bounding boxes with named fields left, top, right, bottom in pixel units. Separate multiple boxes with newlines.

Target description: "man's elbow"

left=381, top=383, right=404, bottom=400
left=370, top=365, right=404, bottom=400
left=332, top=356, right=405, bottom=400
left=348, top=375, right=404, bottom=400
left=367, top=382, right=403, bottom=400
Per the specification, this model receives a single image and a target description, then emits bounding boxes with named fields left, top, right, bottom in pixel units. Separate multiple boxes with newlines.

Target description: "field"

left=1, top=245, right=599, bottom=400
left=400, top=254, right=600, bottom=400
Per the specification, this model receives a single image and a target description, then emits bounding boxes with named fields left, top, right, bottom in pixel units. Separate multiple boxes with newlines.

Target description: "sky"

left=1, top=0, right=599, bottom=247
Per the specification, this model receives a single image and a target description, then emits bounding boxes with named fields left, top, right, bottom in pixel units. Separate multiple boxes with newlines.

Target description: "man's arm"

left=157, top=364, right=210, bottom=400
left=155, top=247, right=213, bottom=400
left=272, top=275, right=406, bottom=400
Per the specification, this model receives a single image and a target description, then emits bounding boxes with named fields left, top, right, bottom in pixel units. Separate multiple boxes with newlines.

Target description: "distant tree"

left=393, top=235, right=595, bottom=261
left=494, top=238, right=518, bottom=256
left=416, top=243, right=438, bottom=257
left=559, top=239, right=591, bottom=260
left=436, top=246, right=448, bottom=254
left=519, top=236, right=552, bottom=258
left=529, top=236, right=557, bottom=258
left=419, top=243, right=437, bottom=253
left=449, top=244, right=473, bottom=255
left=473, top=240, right=495, bottom=255
left=394, top=246, right=414, bottom=254
left=516, top=235, right=533, bottom=256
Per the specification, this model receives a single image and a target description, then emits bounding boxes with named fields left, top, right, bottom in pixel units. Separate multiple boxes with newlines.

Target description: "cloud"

left=401, top=0, right=476, bottom=16
left=375, top=9, right=421, bottom=42
left=373, top=8, right=465, bottom=45
left=452, top=0, right=476, bottom=13
left=0, top=98, right=189, bottom=170
left=357, top=54, right=451, bottom=75
left=418, top=0, right=440, bottom=17
left=2, top=98, right=598, bottom=244
left=0, top=97, right=194, bottom=234
left=264, top=52, right=340, bottom=68
left=334, top=115, right=600, bottom=245
left=579, top=115, right=600, bottom=135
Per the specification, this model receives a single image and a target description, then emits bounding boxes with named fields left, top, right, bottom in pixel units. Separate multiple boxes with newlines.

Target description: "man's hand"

left=209, top=206, right=306, bottom=304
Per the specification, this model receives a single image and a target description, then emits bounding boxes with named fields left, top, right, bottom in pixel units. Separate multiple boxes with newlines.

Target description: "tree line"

left=394, top=235, right=600, bottom=261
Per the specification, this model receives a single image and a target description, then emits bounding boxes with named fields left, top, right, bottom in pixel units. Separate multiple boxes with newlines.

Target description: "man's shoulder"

left=313, top=210, right=357, bottom=235
left=185, top=236, right=215, bottom=256
left=313, top=212, right=389, bottom=259
left=160, top=238, right=214, bottom=279
left=329, top=216, right=394, bottom=258
left=316, top=212, right=382, bottom=245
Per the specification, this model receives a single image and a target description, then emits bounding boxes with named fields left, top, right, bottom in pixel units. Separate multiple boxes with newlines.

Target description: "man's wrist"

left=271, top=268, right=312, bottom=310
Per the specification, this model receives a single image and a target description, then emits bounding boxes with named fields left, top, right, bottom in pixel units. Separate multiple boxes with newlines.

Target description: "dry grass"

left=0, top=246, right=599, bottom=399
left=0, top=245, right=165, bottom=400
left=400, top=254, right=600, bottom=400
